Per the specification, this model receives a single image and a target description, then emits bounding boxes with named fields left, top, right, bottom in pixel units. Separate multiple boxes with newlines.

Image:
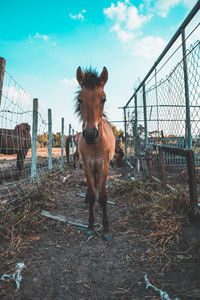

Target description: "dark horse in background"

left=65, top=132, right=82, bottom=168
left=114, top=140, right=124, bottom=167
left=0, top=123, right=31, bottom=171
left=75, top=66, right=115, bottom=241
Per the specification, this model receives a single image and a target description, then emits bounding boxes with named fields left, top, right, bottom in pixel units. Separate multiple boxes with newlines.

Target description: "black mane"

left=82, top=68, right=101, bottom=89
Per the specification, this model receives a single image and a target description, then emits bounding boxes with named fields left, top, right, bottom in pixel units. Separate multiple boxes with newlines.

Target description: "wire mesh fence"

left=123, top=2, right=200, bottom=210
left=0, top=59, right=76, bottom=207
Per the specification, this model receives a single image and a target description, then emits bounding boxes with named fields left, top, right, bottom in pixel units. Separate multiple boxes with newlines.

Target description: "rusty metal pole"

left=0, top=57, right=6, bottom=106
left=159, top=150, right=166, bottom=188
left=124, top=108, right=128, bottom=163
left=186, top=150, right=198, bottom=212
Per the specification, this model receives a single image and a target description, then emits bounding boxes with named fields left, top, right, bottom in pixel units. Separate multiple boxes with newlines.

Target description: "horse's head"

left=15, top=123, right=31, bottom=133
left=76, top=67, right=108, bottom=144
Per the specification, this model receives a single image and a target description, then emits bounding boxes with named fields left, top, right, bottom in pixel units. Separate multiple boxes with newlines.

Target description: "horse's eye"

left=102, top=98, right=106, bottom=104
left=78, top=98, right=82, bottom=104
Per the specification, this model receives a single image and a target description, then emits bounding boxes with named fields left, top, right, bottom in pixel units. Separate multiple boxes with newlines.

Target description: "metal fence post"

left=123, top=108, right=128, bottom=162
left=48, top=109, right=52, bottom=170
left=155, top=68, right=160, bottom=135
left=134, top=93, right=140, bottom=172
left=0, top=57, right=6, bottom=106
left=134, top=93, right=138, bottom=139
left=61, top=118, right=64, bottom=166
left=72, top=128, right=74, bottom=155
left=182, top=29, right=192, bottom=150
left=186, top=150, right=198, bottom=212
left=68, top=123, right=72, bottom=163
left=143, top=84, right=148, bottom=146
left=31, top=98, right=38, bottom=178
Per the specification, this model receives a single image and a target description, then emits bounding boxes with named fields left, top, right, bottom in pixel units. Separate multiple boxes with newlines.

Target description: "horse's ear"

left=99, top=67, right=108, bottom=87
left=76, top=66, right=85, bottom=86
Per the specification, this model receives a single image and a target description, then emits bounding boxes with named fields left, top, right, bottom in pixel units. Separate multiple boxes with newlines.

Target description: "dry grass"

left=110, top=180, right=195, bottom=269
left=0, top=168, right=66, bottom=260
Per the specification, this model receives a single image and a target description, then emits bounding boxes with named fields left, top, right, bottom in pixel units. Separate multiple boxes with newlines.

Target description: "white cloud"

left=148, top=0, right=197, bottom=18
left=69, top=9, right=86, bottom=21
left=132, top=36, right=166, bottom=59
left=29, top=32, right=50, bottom=43
left=104, top=2, right=127, bottom=21
left=33, top=32, right=50, bottom=41
left=104, top=1, right=152, bottom=42
left=155, top=0, right=181, bottom=17
left=61, top=78, right=77, bottom=86
left=126, top=5, right=152, bottom=30
left=112, top=24, right=135, bottom=42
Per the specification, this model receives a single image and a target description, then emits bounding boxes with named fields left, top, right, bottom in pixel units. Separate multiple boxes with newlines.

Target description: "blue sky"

left=0, top=0, right=198, bottom=133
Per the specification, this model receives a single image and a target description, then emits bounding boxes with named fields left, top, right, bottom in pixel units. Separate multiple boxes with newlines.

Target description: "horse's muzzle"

left=82, top=128, right=99, bottom=144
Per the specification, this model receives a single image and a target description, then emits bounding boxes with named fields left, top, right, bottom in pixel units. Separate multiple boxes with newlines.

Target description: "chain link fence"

left=123, top=2, right=200, bottom=211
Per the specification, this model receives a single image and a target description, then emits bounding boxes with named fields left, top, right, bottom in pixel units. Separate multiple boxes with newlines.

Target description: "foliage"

left=37, top=132, right=67, bottom=148
left=111, top=125, right=123, bottom=139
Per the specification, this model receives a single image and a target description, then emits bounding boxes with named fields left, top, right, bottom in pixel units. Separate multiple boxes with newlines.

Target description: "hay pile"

left=110, top=179, right=200, bottom=298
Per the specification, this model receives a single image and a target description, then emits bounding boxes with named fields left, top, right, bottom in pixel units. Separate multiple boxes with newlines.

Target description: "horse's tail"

left=65, top=135, right=73, bottom=167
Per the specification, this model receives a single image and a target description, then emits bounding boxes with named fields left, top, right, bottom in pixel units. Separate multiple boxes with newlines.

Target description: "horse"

left=0, top=123, right=31, bottom=171
left=114, top=140, right=124, bottom=167
left=65, top=132, right=82, bottom=168
left=72, top=132, right=82, bottom=168
left=75, top=66, right=115, bottom=241
left=65, top=135, right=73, bottom=167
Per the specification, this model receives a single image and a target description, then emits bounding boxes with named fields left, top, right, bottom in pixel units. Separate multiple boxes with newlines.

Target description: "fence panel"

left=0, top=59, right=77, bottom=207
left=123, top=2, right=200, bottom=210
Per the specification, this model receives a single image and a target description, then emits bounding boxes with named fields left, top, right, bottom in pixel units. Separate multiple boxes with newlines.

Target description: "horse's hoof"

left=81, top=203, right=88, bottom=209
left=86, top=230, right=93, bottom=237
left=103, top=233, right=112, bottom=241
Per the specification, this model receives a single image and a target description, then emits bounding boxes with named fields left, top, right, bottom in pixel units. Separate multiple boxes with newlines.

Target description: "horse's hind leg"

left=99, top=189, right=109, bottom=231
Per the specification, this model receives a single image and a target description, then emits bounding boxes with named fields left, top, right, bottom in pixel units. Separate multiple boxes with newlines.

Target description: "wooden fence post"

left=31, top=98, right=38, bottom=178
left=48, top=109, right=52, bottom=170
left=0, top=57, right=6, bottom=106
left=61, top=118, right=64, bottom=166
left=186, top=150, right=198, bottom=212
left=68, top=123, right=72, bottom=163
left=72, top=128, right=74, bottom=155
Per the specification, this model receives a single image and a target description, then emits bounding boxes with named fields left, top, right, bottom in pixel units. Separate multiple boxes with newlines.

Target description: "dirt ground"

left=0, top=164, right=200, bottom=300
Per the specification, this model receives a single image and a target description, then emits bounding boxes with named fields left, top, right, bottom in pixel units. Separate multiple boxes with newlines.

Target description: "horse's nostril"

left=82, top=129, right=86, bottom=139
left=95, top=129, right=99, bottom=139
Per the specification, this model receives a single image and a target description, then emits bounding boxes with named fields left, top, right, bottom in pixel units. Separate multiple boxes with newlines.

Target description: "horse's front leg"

left=84, top=170, right=95, bottom=236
